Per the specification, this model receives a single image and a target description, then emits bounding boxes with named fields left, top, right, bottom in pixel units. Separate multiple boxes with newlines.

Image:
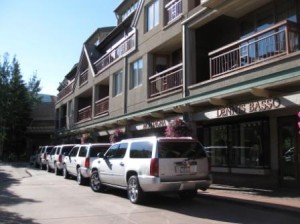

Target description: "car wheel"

left=54, top=164, right=60, bottom=176
left=127, top=175, right=144, bottom=204
left=46, top=163, right=51, bottom=172
left=76, top=168, right=85, bottom=185
left=90, top=170, right=105, bottom=192
left=178, top=190, right=197, bottom=200
left=63, top=165, right=69, bottom=179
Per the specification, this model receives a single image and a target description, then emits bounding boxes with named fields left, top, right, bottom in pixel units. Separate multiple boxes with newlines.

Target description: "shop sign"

left=143, top=120, right=167, bottom=129
left=217, top=98, right=281, bottom=118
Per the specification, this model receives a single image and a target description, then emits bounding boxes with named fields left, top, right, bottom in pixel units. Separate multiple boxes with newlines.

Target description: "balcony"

left=94, top=96, right=109, bottom=117
left=77, top=105, right=92, bottom=123
left=57, top=80, right=74, bottom=101
left=149, top=63, right=183, bottom=98
left=94, top=31, right=136, bottom=74
left=165, top=0, right=182, bottom=25
left=209, top=21, right=300, bottom=78
left=79, top=69, right=88, bottom=86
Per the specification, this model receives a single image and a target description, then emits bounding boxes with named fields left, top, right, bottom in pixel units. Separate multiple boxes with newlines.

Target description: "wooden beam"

left=173, top=105, right=194, bottom=113
left=209, top=97, right=229, bottom=106
left=250, top=87, right=279, bottom=98
left=149, top=112, right=164, bottom=118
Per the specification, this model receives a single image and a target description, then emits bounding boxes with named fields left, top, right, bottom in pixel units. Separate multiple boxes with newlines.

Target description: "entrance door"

left=278, top=116, right=300, bottom=187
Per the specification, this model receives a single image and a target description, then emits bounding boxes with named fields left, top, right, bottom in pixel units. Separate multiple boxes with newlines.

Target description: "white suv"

left=63, top=143, right=111, bottom=185
left=90, top=136, right=211, bottom=204
left=46, top=144, right=76, bottom=175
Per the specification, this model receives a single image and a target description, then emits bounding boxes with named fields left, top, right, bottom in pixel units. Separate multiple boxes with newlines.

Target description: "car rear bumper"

left=139, top=175, right=212, bottom=192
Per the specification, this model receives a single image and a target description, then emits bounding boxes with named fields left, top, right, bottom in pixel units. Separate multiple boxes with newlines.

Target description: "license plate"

left=175, top=165, right=197, bottom=173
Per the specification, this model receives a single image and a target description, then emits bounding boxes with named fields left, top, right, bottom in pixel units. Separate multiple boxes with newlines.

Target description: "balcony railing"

left=94, top=96, right=109, bottom=117
left=165, top=0, right=182, bottom=25
left=57, top=80, right=74, bottom=101
left=149, top=63, right=183, bottom=98
left=209, top=21, right=300, bottom=78
left=79, top=69, right=88, bottom=86
left=77, top=105, right=92, bottom=122
left=94, top=31, right=136, bottom=74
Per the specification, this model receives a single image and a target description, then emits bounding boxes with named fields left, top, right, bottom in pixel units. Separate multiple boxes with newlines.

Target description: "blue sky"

left=0, top=0, right=121, bottom=95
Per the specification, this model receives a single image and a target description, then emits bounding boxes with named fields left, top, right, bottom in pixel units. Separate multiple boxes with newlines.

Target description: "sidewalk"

left=199, top=184, right=300, bottom=214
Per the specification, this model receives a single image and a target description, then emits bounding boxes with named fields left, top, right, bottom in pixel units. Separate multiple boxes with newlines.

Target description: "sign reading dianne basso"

left=217, top=98, right=281, bottom=118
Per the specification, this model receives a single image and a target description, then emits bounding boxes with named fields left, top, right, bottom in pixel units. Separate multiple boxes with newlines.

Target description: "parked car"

left=63, top=143, right=111, bottom=185
left=39, top=145, right=54, bottom=170
left=46, top=144, right=76, bottom=175
left=90, top=136, right=212, bottom=204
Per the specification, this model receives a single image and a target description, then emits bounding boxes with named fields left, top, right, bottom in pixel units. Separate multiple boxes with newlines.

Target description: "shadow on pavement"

left=0, top=164, right=40, bottom=224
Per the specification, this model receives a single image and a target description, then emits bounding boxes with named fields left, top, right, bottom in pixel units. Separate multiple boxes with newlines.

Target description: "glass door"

left=278, top=116, right=300, bottom=187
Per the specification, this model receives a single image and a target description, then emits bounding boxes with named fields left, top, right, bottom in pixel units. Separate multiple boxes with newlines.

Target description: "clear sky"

left=0, top=0, right=121, bottom=96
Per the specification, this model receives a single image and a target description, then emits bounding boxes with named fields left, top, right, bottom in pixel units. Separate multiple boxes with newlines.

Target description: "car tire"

left=90, top=170, right=105, bottom=192
left=127, top=175, right=144, bottom=204
left=46, top=163, right=51, bottom=172
left=76, top=168, right=86, bottom=185
left=178, top=190, right=197, bottom=200
left=63, top=164, right=69, bottom=179
left=54, top=164, right=60, bottom=176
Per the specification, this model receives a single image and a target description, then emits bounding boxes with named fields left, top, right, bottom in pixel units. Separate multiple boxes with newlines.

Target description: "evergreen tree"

left=0, top=53, right=41, bottom=160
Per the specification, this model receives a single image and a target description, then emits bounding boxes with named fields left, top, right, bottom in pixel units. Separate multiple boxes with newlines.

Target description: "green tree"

left=0, top=53, right=41, bottom=160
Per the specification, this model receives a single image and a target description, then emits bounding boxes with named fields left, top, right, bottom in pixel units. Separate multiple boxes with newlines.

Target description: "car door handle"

left=120, top=162, right=124, bottom=166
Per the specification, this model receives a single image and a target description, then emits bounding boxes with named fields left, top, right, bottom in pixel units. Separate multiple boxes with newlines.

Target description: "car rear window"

left=89, top=145, right=110, bottom=157
left=130, top=141, right=153, bottom=158
left=158, top=141, right=207, bottom=159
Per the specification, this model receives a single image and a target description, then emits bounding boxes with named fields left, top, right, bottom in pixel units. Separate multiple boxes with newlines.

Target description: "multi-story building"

left=55, top=0, right=300, bottom=189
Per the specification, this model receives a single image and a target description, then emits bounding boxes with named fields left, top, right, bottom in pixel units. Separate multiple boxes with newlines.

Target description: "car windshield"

left=90, top=145, right=110, bottom=157
left=158, top=141, right=207, bottom=159
left=46, top=147, right=53, bottom=153
left=61, top=146, right=74, bottom=155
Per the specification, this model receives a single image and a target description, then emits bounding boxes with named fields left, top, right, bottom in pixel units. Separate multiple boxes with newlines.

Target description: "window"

left=89, top=145, right=110, bottom=157
left=78, top=146, right=88, bottom=157
left=113, top=70, right=122, bottom=96
left=130, top=141, right=153, bottom=158
left=130, top=58, right=143, bottom=88
left=147, top=0, right=159, bottom=31
left=70, top=147, right=79, bottom=157
left=105, top=143, right=128, bottom=159
left=207, top=120, right=269, bottom=168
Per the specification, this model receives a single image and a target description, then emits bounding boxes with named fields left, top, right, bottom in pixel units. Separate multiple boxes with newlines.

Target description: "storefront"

left=193, top=95, right=300, bottom=188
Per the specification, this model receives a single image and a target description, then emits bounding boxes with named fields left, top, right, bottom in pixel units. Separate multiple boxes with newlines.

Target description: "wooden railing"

left=57, top=80, right=74, bottom=101
left=165, top=0, right=182, bottom=25
left=149, top=63, right=183, bottom=98
left=77, top=105, right=92, bottom=122
left=79, top=69, right=88, bottom=86
left=94, top=31, right=136, bottom=74
left=94, top=96, right=109, bottom=117
left=209, top=21, right=300, bottom=78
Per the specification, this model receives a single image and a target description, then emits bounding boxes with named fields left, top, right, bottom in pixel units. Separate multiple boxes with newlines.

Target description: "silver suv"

left=63, top=143, right=111, bottom=185
left=46, top=144, right=75, bottom=175
left=90, top=136, right=211, bottom=204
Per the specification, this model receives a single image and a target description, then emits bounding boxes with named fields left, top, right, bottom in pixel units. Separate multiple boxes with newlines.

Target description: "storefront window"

left=209, top=125, right=228, bottom=166
left=208, top=120, right=269, bottom=169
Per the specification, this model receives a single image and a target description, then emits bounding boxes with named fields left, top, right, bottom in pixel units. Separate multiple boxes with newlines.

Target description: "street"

left=1, top=163, right=300, bottom=224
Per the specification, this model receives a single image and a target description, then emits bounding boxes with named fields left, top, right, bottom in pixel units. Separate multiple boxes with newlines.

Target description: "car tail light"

left=150, top=158, right=159, bottom=177
left=58, top=155, right=62, bottom=163
left=85, top=158, right=90, bottom=168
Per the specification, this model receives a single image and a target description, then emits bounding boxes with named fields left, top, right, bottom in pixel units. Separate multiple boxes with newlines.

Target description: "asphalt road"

left=1, top=163, right=300, bottom=224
